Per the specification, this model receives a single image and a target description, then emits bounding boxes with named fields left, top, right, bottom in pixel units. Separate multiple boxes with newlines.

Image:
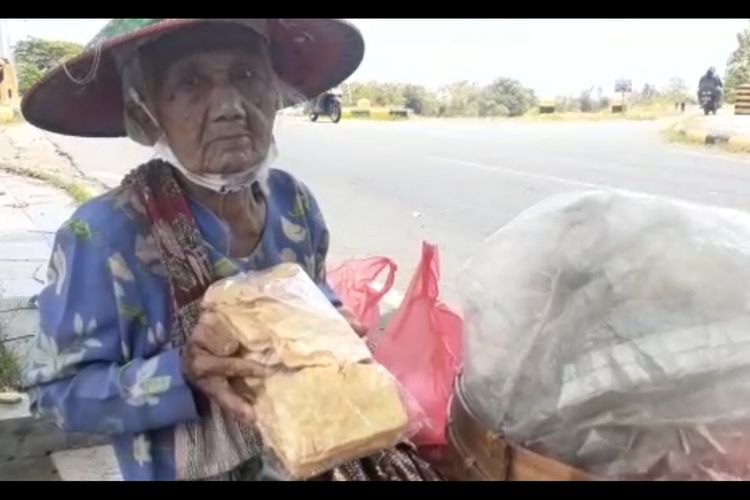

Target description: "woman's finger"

left=192, top=319, right=239, bottom=356
left=338, top=308, right=369, bottom=337
left=189, top=350, right=271, bottom=379
left=349, top=318, right=369, bottom=337
left=231, top=377, right=261, bottom=402
left=196, top=377, right=256, bottom=426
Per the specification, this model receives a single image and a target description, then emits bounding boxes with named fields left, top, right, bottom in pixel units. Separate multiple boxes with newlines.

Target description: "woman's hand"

left=181, top=315, right=271, bottom=426
left=183, top=307, right=366, bottom=424
left=338, top=306, right=369, bottom=338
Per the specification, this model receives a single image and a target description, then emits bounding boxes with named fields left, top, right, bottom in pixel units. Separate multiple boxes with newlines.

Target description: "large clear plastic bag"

left=459, top=190, right=750, bottom=480
left=202, top=263, right=424, bottom=480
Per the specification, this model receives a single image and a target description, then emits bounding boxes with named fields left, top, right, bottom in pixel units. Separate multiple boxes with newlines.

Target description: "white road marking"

left=426, top=154, right=750, bottom=211
left=668, top=148, right=750, bottom=165
left=428, top=156, right=619, bottom=191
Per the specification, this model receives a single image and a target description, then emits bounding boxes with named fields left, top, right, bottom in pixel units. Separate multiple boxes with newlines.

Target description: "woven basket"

left=444, top=377, right=590, bottom=481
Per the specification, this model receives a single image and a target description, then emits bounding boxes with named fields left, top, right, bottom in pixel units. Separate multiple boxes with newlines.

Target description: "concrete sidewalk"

left=0, top=172, right=74, bottom=361
left=0, top=172, right=116, bottom=481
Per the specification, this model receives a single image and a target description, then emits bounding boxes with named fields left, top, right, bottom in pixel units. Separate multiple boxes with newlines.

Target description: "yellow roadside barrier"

left=735, top=84, right=750, bottom=116
left=342, top=106, right=411, bottom=120
left=0, top=105, right=15, bottom=124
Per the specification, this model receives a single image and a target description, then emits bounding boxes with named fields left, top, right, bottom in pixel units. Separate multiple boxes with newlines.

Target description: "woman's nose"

left=209, top=85, right=247, bottom=123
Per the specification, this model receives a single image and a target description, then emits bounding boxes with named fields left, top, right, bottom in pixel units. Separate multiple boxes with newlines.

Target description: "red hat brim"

left=21, top=18, right=364, bottom=137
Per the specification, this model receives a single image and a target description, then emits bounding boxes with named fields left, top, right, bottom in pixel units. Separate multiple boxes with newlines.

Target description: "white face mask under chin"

left=152, top=136, right=277, bottom=195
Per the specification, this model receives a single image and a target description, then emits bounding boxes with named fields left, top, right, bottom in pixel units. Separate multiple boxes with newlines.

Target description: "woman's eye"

left=237, top=68, right=254, bottom=80
left=180, top=75, right=200, bottom=88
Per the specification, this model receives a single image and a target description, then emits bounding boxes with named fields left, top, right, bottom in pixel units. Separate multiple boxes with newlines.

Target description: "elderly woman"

left=21, top=19, right=439, bottom=481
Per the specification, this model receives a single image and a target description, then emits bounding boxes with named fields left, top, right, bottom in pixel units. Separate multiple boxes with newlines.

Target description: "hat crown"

left=88, top=19, right=165, bottom=48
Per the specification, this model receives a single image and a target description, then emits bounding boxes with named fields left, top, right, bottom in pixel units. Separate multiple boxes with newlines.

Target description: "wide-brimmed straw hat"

left=21, top=18, right=364, bottom=137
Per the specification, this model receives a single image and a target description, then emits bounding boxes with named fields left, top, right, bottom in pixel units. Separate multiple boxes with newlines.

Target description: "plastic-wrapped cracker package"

left=202, top=263, right=423, bottom=480
left=459, top=190, right=750, bottom=480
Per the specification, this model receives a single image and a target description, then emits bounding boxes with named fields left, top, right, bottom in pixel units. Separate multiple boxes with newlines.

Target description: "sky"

left=1, top=18, right=748, bottom=98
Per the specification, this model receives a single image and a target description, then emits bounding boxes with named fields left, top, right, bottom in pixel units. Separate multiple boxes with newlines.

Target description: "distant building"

left=0, top=58, right=20, bottom=107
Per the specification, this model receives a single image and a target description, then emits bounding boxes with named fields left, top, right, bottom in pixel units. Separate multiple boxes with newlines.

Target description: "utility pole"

left=0, top=19, right=22, bottom=64
left=0, top=19, right=9, bottom=60
left=0, top=20, right=21, bottom=108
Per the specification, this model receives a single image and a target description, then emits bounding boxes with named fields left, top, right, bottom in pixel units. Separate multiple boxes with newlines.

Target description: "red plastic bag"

left=373, top=242, right=463, bottom=446
left=327, top=257, right=398, bottom=334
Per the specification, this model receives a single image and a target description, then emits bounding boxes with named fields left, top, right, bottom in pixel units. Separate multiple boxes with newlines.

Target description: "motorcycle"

left=307, top=89, right=343, bottom=123
left=699, top=88, right=719, bottom=115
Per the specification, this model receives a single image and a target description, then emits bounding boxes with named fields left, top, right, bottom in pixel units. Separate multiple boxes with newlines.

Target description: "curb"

left=0, top=164, right=99, bottom=204
left=672, top=123, right=750, bottom=150
left=0, top=122, right=107, bottom=204
left=0, top=395, right=109, bottom=462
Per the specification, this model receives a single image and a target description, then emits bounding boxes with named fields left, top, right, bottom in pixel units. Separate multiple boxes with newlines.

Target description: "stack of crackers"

left=203, top=263, right=410, bottom=479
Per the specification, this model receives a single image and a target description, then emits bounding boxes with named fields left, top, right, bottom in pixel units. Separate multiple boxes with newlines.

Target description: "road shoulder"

left=666, top=114, right=750, bottom=154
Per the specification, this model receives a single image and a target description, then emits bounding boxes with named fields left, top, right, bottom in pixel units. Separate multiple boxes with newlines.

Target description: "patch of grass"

left=525, top=102, right=679, bottom=122
left=0, top=164, right=95, bottom=204
left=0, top=342, right=21, bottom=391
left=346, top=114, right=409, bottom=122
left=525, top=111, right=612, bottom=122
left=623, top=110, right=660, bottom=121
left=64, top=182, right=95, bottom=204
left=527, top=110, right=662, bottom=122
left=0, top=113, right=24, bottom=127
left=0, top=106, right=17, bottom=126
left=726, top=140, right=750, bottom=154
left=662, top=125, right=703, bottom=146
left=662, top=122, right=750, bottom=155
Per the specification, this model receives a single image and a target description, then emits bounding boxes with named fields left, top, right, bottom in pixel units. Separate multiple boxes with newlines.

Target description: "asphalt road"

left=45, top=116, right=750, bottom=302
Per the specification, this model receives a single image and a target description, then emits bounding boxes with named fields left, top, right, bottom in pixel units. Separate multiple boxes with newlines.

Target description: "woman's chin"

left=210, top=153, right=263, bottom=176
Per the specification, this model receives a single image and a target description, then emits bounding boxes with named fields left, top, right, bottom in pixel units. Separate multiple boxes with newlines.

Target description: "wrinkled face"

left=144, top=26, right=278, bottom=176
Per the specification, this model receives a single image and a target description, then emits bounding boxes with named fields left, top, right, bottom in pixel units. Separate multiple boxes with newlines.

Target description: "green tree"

left=13, top=37, right=84, bottom=94
left=554, top=95, right=579, bottom=112
left=595, top=86, right=610, bottom=110
left=347, top=81, right=408, bottom=107
left=481, top=77, right=536, bottom=117
left=348, top=77, right=537, bottom=117
left=15, top=65, right=44, bottom=96
left=383, top=83, right=406, bottom=107
left=665, top=77, right=689, bottom=102
left=725, top=21, right=750, bottom=103
left=347, top=81, right=377, bottom=105
left=578, top=87, right=595, bottom=112
left=401, top=84, right=438, bottom=116
left=440, top=81, right=482, bottom=117
left=636, top=83, right=659, bottom=104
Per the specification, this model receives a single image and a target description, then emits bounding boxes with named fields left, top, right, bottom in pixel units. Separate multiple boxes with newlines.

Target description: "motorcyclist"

left=319, top=88, right=342, bottom=111
left=308, top=88, right=343, bottom=123
left=698, top=67, right=723, bottom=105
